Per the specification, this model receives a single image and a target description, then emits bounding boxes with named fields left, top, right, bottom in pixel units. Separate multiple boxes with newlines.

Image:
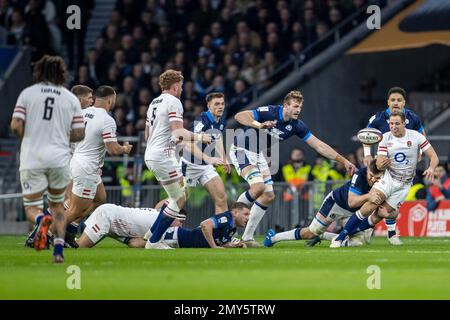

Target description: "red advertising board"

left=374, top=200, right=450, bottom=237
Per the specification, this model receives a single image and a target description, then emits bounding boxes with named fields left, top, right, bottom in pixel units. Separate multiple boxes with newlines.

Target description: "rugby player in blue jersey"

left=181, top=92, right=231, bottom=214
left=263, top=160, right=384, bottom=247
left=76, top=202, right=250, bottom=249
left=231, top=90, right=356, bottom=247
left=363, top=87, right=425, bottom=245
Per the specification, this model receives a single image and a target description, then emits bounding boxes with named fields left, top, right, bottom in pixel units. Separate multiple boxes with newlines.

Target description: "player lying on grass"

left=263, top=159, right=385, bottom=248
left=76, top=202, right=250, bottom=249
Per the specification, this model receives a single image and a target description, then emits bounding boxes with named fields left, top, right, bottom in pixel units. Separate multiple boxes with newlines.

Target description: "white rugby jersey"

left=100, top=204, right=159, bottom=238
left=13, top=83, right=84, bottom=170
left=72, top=107, right=117, bottom=172
left=377, top=129, right=431, bottom=182
left=145, top=93, right=183, bottom=161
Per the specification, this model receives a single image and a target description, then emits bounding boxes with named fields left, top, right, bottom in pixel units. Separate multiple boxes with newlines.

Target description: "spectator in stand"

left=282, top=148, right=312, bottom=187
left=426, top=164, right=450, bottom=211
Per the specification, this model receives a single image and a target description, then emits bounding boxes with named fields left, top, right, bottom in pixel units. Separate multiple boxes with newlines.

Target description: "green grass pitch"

left=1, top=236, right=449, bottom=299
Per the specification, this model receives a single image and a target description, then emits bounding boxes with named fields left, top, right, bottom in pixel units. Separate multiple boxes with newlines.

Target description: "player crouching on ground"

left=76, top=202, right=250, bottom=249
left=264, top=159, right=385, bottom=248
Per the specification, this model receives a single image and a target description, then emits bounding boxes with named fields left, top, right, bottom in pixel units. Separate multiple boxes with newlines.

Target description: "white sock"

left=237, top=190, right=255, bottom=207
left=321, top=232, right=337, bottom=241
left=242, top=202, right=267, bottom=241
left=272, top=229, right=298, bottom=243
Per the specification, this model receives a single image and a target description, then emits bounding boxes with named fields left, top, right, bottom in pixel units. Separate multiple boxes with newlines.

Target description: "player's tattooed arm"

left=10, top=118, right=25, bottom=139
left=105, top=141, right=133, bottom=155
left=70, top=127, right=85, bottom=142
left=200, top=219, right=223, bottom=249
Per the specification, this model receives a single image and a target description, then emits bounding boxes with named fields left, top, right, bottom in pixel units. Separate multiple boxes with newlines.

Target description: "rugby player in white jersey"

left=10, top=55, right=85, bottom=263
left=76, top=203, right=184, bottom=248
left=65, top=85, right=94, bottom=203
left=65, top=86, right=132, bottom=247
left=331, top=111, right=439, bottom=247
left=144, top=70, right=212, bottom=249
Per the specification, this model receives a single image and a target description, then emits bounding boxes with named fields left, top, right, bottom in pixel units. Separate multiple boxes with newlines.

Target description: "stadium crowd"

left=1, top=0, right=371, bottom=135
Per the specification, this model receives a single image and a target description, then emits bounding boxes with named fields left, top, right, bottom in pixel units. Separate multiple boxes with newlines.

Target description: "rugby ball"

left=357, top=128, right=383, bottom=145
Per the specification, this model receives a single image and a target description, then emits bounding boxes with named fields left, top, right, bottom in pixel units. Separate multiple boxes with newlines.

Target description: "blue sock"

left=53, top=238, right=64, bottom=256
left=386, top=219, right=397, bottom=238
left=149, top=207, right=174, bottom=243
left=294, top=228, right=302, bottom=240
left=35, top=214, right=44, bottom=225
left=336, top=212, right=364, bottom=241
left=349, top=218, right=373, bottom=236
left=150, top=203, right=167, bottom=233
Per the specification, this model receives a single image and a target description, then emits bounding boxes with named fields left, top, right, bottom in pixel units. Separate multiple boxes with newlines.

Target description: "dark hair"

left=95, top=85, right=116, bottom=98
left=71, top=85, right=93, bottom=97
left=368, top=159, right=382, bottom=175
left=231, top=202, right=251, bottom=211
left=32, top=55, right=67, bottom=86
left=390, top=111, right=406, bottom=122
left=388, top=87, right=407, bottom=100
left=206, top=92, right=225, bottom=104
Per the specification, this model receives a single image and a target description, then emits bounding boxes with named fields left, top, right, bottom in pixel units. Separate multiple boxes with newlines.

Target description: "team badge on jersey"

left=407, top=141, right=412, bottom=147
left=286, top=125, right=292, bottom=131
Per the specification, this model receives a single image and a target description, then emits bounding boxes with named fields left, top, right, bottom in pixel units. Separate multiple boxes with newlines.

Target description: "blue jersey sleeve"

left=367, top=113, right=380, bottom=129
left=295, top=120, right=312, bottom=141
left=252, top=106, right=277, bottom=123
left=209, top=212, right=233, bottom=230
left=192, top=116, right=207, bottom=133
left=349, top=170, right=366, bottom=195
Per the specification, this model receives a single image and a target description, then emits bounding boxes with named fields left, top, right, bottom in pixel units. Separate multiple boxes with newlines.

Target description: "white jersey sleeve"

left=377, top=133, right=389, bottom=156
left=13, top=90, right=28, bottom=121
left=168, top=99, right=183, bottom=123
left=415, top=131, right=431, bottom=152
left=102, top=115, right=118, bottom=143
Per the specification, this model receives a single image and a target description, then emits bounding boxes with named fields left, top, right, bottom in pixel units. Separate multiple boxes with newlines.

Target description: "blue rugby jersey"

left=367, top=107, right=424, bottom=134
left=177, top=211, right=236, bottom=248
left=234, top=105, right=312, bottom=153
left=182, top=110, right=226, bottom=165
left=331, top=167, right=371, bottom=212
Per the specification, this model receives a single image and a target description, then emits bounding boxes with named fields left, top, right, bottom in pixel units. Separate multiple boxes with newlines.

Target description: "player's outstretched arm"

left=200, top=219, right=223, bottom=249
left=70, top=127, right=85, bottom=142
left=423, top=146, right=439, bottom=181
left=186, top=140, right=224, bottom=166
left=306, top=134, right=356, bottom=175
left=10, top=118, right=24, bottom=139
left=376, top=155, right=391, bottom=171
left=170, top=121, right=212, bottom=144
left=234, top=110, right=276, bottom=129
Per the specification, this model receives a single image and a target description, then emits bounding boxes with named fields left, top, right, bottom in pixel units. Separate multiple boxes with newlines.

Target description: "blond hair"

left=159, top=69, right=184, bottom=91
left=283, top=90, right=303, bottom=104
